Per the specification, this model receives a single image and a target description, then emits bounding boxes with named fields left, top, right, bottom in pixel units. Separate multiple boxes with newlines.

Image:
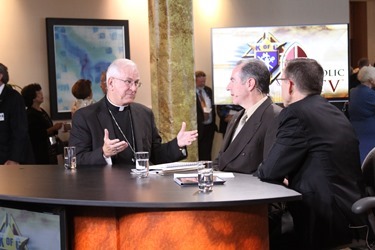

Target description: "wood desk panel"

left=71, top=205, right=268, bottom=249
left=119, top=206, right=268, bottom=249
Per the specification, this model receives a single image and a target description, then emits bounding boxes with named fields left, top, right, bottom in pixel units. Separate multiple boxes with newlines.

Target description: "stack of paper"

left=174, top=172, right=235, bottom=178
left=150, top=162, right=200, bottom=175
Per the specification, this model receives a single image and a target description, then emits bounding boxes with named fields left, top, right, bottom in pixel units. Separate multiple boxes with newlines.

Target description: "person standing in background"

left=0, top=63, right=34, bottom=164
left=71, top=79, right=95, bottom=116
left=100, top=70, right=107, bottom=94
left=22, top=83, right=63, bottom=164
left=349, top=65, right=375, bottom=163
left=349, top=57, right=370, bottom=90
left=196, top=70, right=217, bottom=160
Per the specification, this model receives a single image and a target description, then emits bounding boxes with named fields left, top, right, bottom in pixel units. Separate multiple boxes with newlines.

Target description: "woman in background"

left=22, top=83, right=63, bottom=164
left=349, top=65, right=375, bottom=163
left=100, top=71, right=107, bottom=94
left=71, top=79, right=95, bottom=116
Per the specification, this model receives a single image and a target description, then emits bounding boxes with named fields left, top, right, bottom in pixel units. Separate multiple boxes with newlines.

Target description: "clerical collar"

left=106, top=96, right=128, bottom=111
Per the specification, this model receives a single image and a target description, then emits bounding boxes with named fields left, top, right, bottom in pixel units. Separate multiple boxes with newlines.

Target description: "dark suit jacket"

left=69, top=97, right=187, bottom=165
left=213, top=97, right=282, bottom=174
left=196, top=86, right=217, bottom=131
left=0, top=84, right=34, bottom=164
left=196, top=86, right=217, bottom=160
left=349, top=84, right=375, bottom=163
left=258, top=95, right=367, bottom=249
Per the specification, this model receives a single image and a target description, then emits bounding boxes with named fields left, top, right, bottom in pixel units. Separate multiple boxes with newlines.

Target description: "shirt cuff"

left=179, top=147, right=187, bottom=157
left=103, top=154, right=113, bottom=165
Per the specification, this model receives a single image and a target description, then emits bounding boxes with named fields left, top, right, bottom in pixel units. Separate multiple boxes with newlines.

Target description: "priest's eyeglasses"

left=113, top=77, right=142, bottom=88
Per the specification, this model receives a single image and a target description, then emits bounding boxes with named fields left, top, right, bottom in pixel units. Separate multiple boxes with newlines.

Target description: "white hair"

left=106, top=58, right=137, bottom=79
left=358, top=66, right=375, bottom=83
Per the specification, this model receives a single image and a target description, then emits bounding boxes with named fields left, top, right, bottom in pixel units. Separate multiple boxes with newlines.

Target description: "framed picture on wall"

left=46, top=18, right=130, bottom=120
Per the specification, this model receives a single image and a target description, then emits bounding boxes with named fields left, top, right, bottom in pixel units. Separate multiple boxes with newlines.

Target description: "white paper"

left=174, top=172, right=235, bottom=178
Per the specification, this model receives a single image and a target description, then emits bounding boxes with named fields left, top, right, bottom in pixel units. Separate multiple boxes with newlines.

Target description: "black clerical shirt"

left=105, top=98, right=136, bottom=165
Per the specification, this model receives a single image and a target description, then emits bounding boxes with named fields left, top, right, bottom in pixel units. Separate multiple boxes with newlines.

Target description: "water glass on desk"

left=198, top=161, right=213, bottom=192
left=64, top=146, right=76, bottom=170
left=135, top=152, right=149, bottom=178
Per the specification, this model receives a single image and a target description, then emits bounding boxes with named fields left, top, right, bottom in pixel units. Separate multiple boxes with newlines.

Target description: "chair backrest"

left=349, top=147, right=375, bottom=248
left=362, top=147, right=375, bottom=196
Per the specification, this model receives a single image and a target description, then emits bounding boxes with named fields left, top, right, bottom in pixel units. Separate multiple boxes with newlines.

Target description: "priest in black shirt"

left=69, top=58, right=198, bottom=165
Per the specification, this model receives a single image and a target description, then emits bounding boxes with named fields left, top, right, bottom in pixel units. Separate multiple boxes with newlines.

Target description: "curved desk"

left=0, top=165, right=301, bottom=249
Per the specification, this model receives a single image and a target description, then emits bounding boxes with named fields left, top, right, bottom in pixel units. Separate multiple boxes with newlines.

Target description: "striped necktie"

left=198, top=90, right=209, bottom=122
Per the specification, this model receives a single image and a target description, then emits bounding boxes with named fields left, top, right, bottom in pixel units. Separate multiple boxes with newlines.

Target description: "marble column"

left=148, top=0, right=198, bottom=161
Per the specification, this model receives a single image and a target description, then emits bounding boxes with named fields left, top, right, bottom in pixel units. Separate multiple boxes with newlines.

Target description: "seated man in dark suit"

left=258, top=58, right=368, bottom=249
left=213, top=59, right=282, bottom=174
left=69, top=58, right=198, bottom=165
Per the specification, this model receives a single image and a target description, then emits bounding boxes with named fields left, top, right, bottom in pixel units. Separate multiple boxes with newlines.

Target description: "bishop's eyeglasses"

left=113, top=77, right=142, bottom=88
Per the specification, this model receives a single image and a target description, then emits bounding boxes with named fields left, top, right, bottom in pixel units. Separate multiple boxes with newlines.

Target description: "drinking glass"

left=64, top=146, right=76, bottom=170
left=197, top=161, right=213, bottom=192
left=135, top=152, right=149, bottom=178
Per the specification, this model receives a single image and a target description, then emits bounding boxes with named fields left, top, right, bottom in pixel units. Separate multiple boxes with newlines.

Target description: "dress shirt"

left=196, top=87, right=212, bottom=124
left=232, top=96, right=268, bottom=141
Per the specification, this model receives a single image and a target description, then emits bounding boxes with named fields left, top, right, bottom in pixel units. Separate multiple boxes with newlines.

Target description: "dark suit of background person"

left=213, top=59, right=282, bottom=174
left=21, top=83, right=63, bottom=164
left=0, top=63, right=34, bottom=165
left=216, top=104, right=243, bottom=137
left=69, top=58, right=198, bottom=165
left=196, top=71, right=217, bottom=160
left=258, top=58, right=368, bottom=250
left=349, top=66, right=375, bottom=163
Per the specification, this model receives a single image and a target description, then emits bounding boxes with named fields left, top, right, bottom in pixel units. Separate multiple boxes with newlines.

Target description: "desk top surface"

left=0, top=164, right=301, bottom=208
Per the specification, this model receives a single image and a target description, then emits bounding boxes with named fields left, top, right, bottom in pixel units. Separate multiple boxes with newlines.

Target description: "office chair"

left=351, top=147, right=375, bottom=248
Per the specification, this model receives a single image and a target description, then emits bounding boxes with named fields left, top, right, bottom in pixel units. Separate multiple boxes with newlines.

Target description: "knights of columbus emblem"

left=242, top=32, right=286, bottom=82
left=241, top=32, right=308, bottom=84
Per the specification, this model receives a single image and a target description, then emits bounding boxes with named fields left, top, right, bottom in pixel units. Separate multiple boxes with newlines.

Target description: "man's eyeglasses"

left=113, top=77, right=142, bottom=88
left=275, top=78, right=289, bottom=86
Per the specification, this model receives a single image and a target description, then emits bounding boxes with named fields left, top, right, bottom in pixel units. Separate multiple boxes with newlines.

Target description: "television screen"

left=0, top=203, right=66, bottom=249
left=211, top=23, right=349, bottom=104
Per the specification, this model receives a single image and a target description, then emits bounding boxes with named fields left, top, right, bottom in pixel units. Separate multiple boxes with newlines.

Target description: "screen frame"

left=46, top=18, right=130, bottom=120
left=0, top=200, right=67, bottom=250
left=211, top=23, right=350, bottom=105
